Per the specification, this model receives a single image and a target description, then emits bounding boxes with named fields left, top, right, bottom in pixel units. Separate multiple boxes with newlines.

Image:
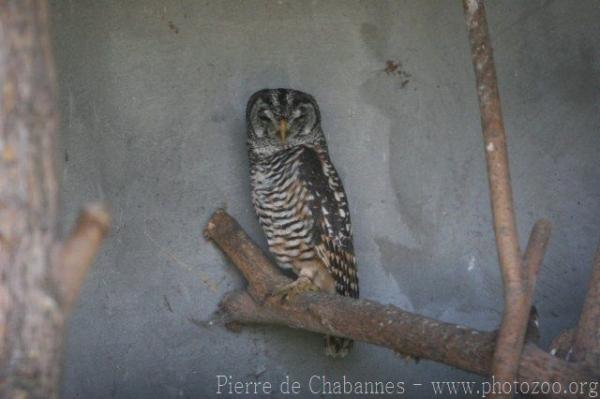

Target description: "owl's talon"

left=272, top=276, right=319, bottom=301
left=394, top=351, right=419, bottom=363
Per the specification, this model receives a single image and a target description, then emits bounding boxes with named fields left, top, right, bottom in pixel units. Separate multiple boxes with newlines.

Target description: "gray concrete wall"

left=50, top=1, right=599, bottom=398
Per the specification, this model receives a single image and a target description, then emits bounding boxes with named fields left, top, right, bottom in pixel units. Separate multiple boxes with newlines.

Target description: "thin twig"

left=523, top=219, right=552, bottom=298
left=55, top=203, right=111, bottom=311
left=520, top=220, right=552, bottom=345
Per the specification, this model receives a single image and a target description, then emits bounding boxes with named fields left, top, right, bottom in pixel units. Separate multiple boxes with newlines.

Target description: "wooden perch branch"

left=204, top=211, right=288, bottom=301
left=207, top=210, right=597, bottom=399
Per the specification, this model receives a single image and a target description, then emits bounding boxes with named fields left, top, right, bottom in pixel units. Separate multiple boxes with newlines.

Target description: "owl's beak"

left=278, top=118, right=288, bottom=144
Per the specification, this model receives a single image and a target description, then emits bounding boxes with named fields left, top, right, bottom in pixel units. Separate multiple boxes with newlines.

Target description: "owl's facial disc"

left=246, top=89, right=324, bottom=156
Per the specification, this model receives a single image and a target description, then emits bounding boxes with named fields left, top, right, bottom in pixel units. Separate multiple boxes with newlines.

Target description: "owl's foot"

left=394, top=350, right=419, bottom=364
left=272, top=276, right=319, bottom=301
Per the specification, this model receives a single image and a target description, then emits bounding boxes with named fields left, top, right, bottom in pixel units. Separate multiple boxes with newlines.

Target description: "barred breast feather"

left=250, top=144, right=359, bottom=299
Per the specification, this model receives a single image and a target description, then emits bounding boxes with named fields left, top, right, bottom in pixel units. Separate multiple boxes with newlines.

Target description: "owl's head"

left=246, top=88, right=325, bottom=158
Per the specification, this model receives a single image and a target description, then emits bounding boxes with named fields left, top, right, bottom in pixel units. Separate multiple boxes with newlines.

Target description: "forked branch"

left=206, top=210, right=597, bottom=399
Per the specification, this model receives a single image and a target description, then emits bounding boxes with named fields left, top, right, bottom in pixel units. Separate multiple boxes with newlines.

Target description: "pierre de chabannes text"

left=216, top=374, right=598, bottom=397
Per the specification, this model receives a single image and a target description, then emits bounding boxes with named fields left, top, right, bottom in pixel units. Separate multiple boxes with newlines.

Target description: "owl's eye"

left=257, top=111, right=271, bottom=122
left=293, top=112, right=307, bottom=123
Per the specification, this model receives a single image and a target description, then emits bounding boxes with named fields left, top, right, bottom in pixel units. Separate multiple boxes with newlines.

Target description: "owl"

left=246, top=88, right=359, bottom=358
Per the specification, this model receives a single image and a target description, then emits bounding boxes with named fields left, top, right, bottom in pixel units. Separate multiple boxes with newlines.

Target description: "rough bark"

left=0, top=2, right=109, bottom=398
left=206, top=210, right=598, bottom=399
left=0, top=2, right=62, bottom=397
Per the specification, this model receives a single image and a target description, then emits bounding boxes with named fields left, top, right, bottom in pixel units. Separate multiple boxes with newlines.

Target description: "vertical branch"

left=463, top=0, right=531, bottom=395
left=572, top=241, right=600, bottom=368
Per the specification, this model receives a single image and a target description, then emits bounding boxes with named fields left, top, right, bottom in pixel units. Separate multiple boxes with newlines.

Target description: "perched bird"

left=246, top=88, right=359, bottom=358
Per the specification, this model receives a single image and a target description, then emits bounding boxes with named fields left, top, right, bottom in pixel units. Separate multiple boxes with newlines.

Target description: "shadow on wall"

left=358, top=12, right=496, bottom=311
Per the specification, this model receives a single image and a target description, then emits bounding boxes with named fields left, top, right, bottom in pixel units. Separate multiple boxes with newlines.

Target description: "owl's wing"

left=298, top=146, right=359, bottom=298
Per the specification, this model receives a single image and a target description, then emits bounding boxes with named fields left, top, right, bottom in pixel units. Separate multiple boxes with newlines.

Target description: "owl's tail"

left=325, top=335, right=353, bottom=358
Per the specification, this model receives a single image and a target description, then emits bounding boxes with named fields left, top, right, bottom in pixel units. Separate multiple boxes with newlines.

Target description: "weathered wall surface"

left=51, top=1, right=599, bottom=397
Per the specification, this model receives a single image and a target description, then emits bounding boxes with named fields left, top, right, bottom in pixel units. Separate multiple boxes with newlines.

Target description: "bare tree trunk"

left=0, top=1, right=62, bottom=397
left=0, top=2, right=109, bottom=398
